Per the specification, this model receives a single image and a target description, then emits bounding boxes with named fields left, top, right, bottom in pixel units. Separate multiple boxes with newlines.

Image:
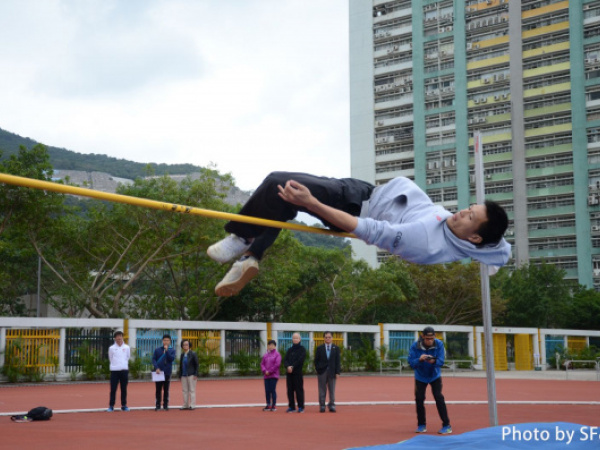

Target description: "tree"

left=0, top=144, right=63, bottom=316
left=560, top=285, right=600, bottom=330
left=403, top=262, right=507, bottom=325
left=492, top=262, right=571, bottom=328
left=35, top=172, right=235, bottom=318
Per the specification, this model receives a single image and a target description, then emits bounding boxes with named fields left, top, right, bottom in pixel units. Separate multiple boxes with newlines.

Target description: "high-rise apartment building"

left=349, top=0, right=600, bottom=289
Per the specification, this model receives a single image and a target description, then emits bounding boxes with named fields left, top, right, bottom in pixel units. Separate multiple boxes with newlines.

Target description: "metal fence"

left=5, top=329, right=60, bottom=374
left=65, top=328, right=113, bottom=373
left=277, top=331, right=310, bottom=352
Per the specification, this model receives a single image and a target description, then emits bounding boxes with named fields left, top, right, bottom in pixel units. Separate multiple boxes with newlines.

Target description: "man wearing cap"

left=408, top=326, right=452, bottom=435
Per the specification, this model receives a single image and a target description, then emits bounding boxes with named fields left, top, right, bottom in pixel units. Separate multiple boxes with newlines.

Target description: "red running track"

left=0, top=375, right=598, bottom=449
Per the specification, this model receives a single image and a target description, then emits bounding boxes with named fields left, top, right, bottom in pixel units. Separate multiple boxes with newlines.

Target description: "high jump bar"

left=0, top=173, right=356, bottom=238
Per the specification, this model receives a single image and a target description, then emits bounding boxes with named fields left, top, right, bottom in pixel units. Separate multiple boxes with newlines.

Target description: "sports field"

left=1, top=373, right=598, bottom=449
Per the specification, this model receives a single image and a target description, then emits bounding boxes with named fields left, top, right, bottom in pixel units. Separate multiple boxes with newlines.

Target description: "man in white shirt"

left=108, top=330, right=131, bottom=412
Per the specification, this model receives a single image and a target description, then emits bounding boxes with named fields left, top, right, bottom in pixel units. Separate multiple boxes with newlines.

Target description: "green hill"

left=0, top=127, right=202, bottom=179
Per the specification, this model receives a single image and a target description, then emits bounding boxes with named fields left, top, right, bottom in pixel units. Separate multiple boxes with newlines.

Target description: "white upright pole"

left=474, top=131, right=498, bottom=426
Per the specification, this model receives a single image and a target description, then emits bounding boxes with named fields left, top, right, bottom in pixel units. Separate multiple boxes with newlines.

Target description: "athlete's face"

left=446, top=204, right=488, bottom=244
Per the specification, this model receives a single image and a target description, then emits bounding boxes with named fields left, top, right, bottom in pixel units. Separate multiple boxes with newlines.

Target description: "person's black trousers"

left=109, top=370, right=128, bottom=408
left=155, top=374, right=171, bottom=408
left=286, top=372, right=305, bottom=409
left=224, top=172, right=374, bottom=260
left=414, top=377, right=450, bottom=427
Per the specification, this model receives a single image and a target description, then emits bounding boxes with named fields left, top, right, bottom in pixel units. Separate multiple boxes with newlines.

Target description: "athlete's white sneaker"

left=215, top=256, right=259, bottom=296
left=207, top=234, right=251, bottom=264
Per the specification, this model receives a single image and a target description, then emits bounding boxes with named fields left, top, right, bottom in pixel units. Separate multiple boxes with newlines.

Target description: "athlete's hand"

left=277, top=180, right=314, bottom=208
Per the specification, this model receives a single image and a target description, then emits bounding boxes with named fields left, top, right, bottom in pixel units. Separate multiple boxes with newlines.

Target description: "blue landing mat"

left=356, top=422, right=600, bottom=449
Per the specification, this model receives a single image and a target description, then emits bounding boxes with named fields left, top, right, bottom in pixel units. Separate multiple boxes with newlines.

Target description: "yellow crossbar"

left=0, top=172, right=355, bottom=238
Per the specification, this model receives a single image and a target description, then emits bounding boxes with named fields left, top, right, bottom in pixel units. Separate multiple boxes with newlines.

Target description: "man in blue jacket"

left=152, top=334, right=176, bottom=411
left=408, top=327, right=452, bottom=435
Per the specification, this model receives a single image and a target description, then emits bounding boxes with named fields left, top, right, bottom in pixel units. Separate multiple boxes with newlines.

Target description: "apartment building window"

left=522, top=0, right=568, bottom=12
left=528, top=216, right=576, bottom=231
left=484, top=183, right=514, bottom=195
left=522, top=13, right=568, bottom=32
left=375, top=160, right=415, bottom=174
left=524, top=114, right=572, bottom=130
left=523, top=73, right=570, bottom=90
left=529, top=237, right=577, bottom=251
left=483, top=143, right=512, bottom=156
left=526, top=154, right=573, bottom=170
left=524, top=93, right=570, bottom=110
left=527, top=175, right=573, bottom=190
left=527, top=195, right=575, bottom=210
left=523, top=34, right=569, bottom=51
left=525, top=133, right=572, bottom=149
left=523, top=54, right=570, bottom=70
left=375, top=105, right=414, bottom=122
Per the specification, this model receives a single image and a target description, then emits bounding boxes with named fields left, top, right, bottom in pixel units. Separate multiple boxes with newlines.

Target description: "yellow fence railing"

left=5, top=329, right=60, bottom=374
left=182, top=330, right=221, bottom=356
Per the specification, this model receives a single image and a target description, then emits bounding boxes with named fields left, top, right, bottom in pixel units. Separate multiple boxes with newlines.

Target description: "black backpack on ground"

left=27, top=406, right=53, bottom=420
left=11, top=406, right=53, bottom=422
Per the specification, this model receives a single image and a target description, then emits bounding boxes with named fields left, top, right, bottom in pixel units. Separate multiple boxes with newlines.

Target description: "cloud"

left=0, top=0, right=350, bottom=191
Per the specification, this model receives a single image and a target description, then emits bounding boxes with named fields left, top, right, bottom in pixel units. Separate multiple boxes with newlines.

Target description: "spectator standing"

left=283, top=333, right=306, bottom=413
left=178, top=339, right=199, bottom=410
left=408, top=327, right=452, bottom=435
left=260, top=339, right=282, bottom=411
left=314, top=331, right=341, bottom=413
left=152, top=334, right=176, bottom=411
left=107, top=330, right=130, bottom=412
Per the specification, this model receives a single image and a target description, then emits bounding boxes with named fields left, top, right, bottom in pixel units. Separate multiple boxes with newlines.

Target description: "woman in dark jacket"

left=178, top=339, right=199, bottom=410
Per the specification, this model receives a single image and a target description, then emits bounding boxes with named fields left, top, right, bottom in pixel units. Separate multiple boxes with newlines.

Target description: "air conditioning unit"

left=451, top=160, right=456, bottom=166
left=484, top=78, right=491, bottom=84
left=426, top=179, right=433, bottom=185
left=481, top=97, right=488, bottom=103
left=433, top=161, right=440, bottom=169
left=474, top=98, right=480, bottom=104
left=503, top=93, right=509, bottom=99
left=589, top=195, right=599, bottom=205
left=428, top=161, right=435, bottom=169
left=486, top=174, right=492, bottom=179
left=444, top=160, right=450, bottom=167
left=377, top=121, right=384, bottom=126
left=494, top=95, right=500, bottom=100
left=446, top=26, right=453, bottom=32
left=592, top=226, right=600, bottom=231
left=382, top=137, right=388, bottom=143
left=467, top=43, right=473, bottom=50
left=468, top=119, right=475, bottom=124
left=478, top=117, right=486, bottom=123
left=594, top=269, right=600, bottom=277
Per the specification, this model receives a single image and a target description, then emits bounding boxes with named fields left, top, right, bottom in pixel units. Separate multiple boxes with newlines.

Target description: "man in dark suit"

left=314, top=331, right=341, bottom=413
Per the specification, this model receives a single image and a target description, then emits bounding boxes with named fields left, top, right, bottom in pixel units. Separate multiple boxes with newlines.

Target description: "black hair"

left=476, top=200, right=509, bottom=246
left=267, top=340, right=277, bottom=346
left=181, top=339, right=192, bottom=349
left=113, top=330, right=124, bottom=338
left=422, top=326, right=435, bottom=336
left=323, top=331, right=333, bottom=338
left=162, top=334, right=172, bottom=341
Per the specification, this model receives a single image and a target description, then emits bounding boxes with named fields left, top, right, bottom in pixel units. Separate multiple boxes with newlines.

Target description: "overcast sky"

left=0, top=0, right=351, bottom=191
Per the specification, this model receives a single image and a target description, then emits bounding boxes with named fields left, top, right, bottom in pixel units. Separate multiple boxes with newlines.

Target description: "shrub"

left=230, top=351, right=261, bottom=376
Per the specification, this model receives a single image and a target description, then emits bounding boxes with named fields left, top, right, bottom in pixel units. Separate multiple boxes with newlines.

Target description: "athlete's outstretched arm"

left=277, top=179, right=358, bottom=232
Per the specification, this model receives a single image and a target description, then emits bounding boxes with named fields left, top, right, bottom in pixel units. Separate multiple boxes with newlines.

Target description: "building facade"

left=350, top=0, right=600, bottom=289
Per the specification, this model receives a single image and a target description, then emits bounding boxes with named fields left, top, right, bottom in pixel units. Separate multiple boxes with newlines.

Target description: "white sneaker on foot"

left=207, top=234, right=252, bottom=264
left=215, top=256, right=259, bottom=296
